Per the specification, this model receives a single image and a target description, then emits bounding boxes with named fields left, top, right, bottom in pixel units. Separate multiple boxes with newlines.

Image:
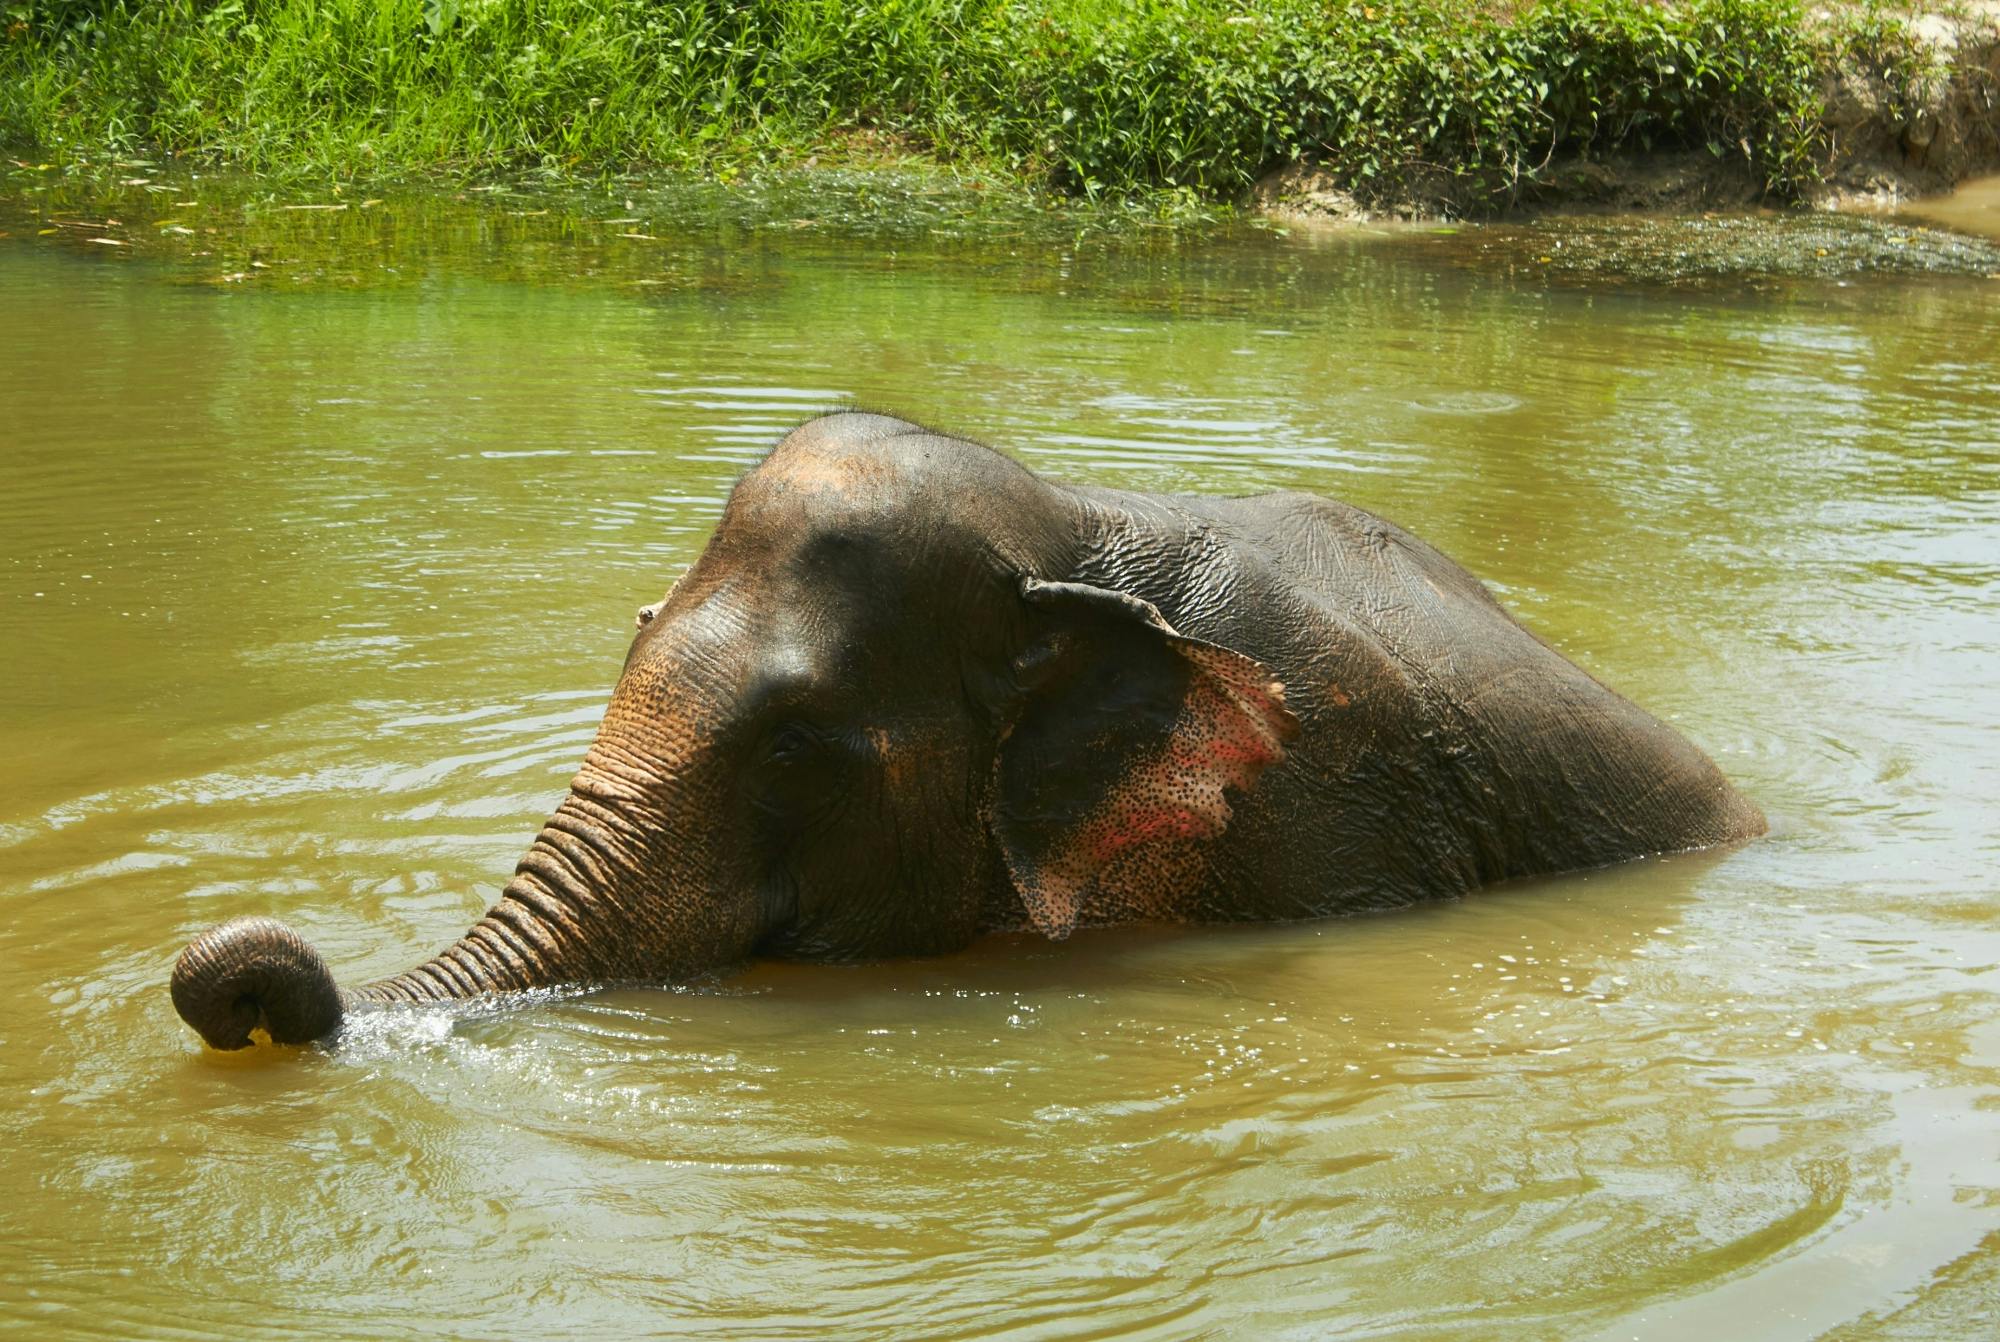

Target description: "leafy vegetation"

left=0, top=0, right=1936, bottom=208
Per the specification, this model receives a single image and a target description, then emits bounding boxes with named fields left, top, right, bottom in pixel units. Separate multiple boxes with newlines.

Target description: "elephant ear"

left=992, top=577, right=1299, bottom=941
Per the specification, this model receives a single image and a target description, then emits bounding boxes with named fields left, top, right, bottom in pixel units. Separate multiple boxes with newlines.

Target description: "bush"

left=0, top=0, right=1928, bottom=205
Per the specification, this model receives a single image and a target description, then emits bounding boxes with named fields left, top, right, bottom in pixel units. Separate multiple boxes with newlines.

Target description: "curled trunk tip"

left=170, top=915, right=345, bottom=1050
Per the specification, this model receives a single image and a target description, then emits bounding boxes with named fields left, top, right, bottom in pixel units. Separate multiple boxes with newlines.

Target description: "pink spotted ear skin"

left=993, top=580, right=1299, bottom=941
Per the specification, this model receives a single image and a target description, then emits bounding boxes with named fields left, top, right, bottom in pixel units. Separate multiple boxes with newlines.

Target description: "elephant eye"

left=767, top=724, right=817, bottom=764
left=750, top=722, right=838, bottom=823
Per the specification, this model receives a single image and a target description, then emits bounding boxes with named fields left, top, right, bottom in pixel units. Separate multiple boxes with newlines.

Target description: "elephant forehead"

left=752, top=442, right=899, bottom=496
left=718, top=468, right=936, bottom=575
left=713, top=496, right=977, bottom=612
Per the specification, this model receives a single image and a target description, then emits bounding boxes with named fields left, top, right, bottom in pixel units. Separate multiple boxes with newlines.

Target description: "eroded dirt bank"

left=1256, top=4, right=2000, bottom=223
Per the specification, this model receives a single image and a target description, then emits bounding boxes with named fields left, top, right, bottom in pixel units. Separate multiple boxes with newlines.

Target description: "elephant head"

left=171, top=414, right=1297, bottom=1049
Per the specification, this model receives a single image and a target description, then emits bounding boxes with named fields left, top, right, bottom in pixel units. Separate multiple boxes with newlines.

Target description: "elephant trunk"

left=169, top=900, right=552, bottom=1050
left=170, top=785, right=728, bottom=1050
left=171, top=915, right=347, bottom=1049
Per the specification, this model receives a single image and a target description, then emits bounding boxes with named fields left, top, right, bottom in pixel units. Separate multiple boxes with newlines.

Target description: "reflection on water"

left=1, top=188, right=1998, bottom=1339
left=1898, top=172, right=2000, bottom=244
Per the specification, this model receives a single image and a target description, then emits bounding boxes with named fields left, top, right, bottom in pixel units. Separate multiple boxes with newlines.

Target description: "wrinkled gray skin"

left=171, top=412, right=1765, bottom=1049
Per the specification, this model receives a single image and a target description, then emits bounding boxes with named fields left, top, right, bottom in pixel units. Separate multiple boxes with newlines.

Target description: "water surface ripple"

left=2, top=203, right=1997, bottom=1340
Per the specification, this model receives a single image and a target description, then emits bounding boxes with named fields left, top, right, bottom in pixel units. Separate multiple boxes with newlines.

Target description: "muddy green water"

left=1902, top=173, right=2000, bottom=245
left=2, top=183, right=1998, bottom=1341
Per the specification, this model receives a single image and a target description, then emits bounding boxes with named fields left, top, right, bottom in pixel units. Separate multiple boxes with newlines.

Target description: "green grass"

left=0, top=0, right=1936, bottom=207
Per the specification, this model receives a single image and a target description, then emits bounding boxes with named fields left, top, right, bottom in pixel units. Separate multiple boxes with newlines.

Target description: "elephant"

left=171, top=411, right=1765, bottom=1049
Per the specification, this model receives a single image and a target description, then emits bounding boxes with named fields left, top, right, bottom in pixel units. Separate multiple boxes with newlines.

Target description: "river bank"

left=3, top=1, right=1997, bottom=223
left=5, top=156, right=1999, bottom=298
left=1257, top=3, right=2000, bottom=222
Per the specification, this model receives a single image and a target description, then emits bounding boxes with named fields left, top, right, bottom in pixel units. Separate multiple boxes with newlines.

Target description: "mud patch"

left=1396, top=210, right=2000, bottom=287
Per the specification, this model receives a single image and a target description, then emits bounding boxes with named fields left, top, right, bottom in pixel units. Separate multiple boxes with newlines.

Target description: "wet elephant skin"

left=170, top=412, right=1764, bottom=1049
